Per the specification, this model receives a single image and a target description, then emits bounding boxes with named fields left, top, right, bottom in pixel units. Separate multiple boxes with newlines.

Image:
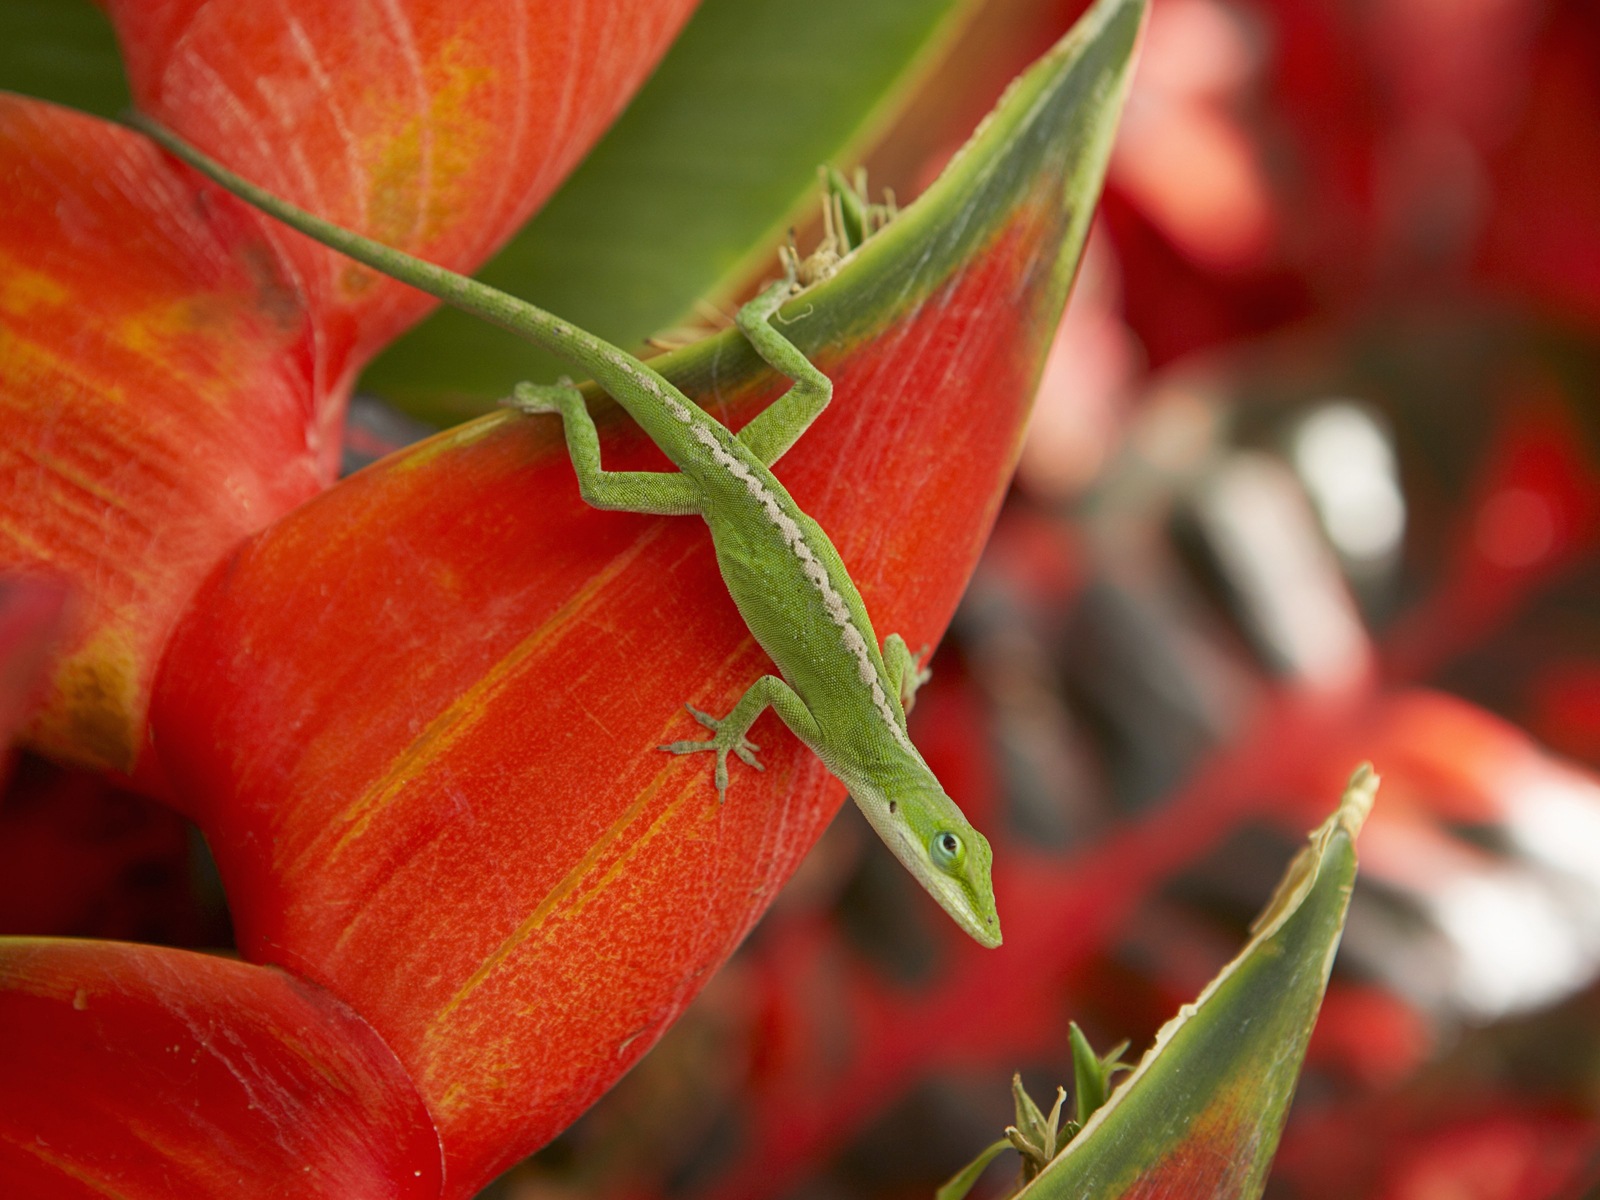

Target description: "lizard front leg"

left=660, top=674, right=821, bottom=802
left=506, top=380, right=702, bottom=515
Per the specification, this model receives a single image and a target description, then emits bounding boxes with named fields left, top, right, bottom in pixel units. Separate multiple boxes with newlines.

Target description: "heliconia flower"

left=1, top=0, right=700, bottom=784
left=0, top=0, right=1147, bottom=1195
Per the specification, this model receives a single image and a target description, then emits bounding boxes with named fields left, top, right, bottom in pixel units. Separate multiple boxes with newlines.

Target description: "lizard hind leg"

left=505, top=377, right=582, bottom=415
left=883, top=633, right=933, bottom=713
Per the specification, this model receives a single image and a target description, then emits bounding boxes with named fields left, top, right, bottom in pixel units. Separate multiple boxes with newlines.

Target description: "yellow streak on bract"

left=116, top=1114, right=243, bottom=1195
left=0, top=501, right=60, bottom=563
left=30, top=626, right=142, bottom=772
left=0, top=280, right=243, bottom=414
left=318, top=529, right=659, bottom=869
left=432, top=773, right=671, bottom=1028
left=560, top=780, right=698, bottom=923
left=112, top=295, right=257, bottom=405
left=362, top=35, right=495, bottom=253
left=435, top=1079, right=470, bottom=1115
left=0, top=1133, right=132, bottom=1198
left=0, top=949, right=74, bottom=1001
left=0, top=255, right=71, bottom=317
left=0, top=322, right=128, bottom=410
left=425, top=708, right=740, bottom=1110
left=9, top=442, right=130, bottom=515
left=114, top=294, right=212, bottom=355
left=385, top=408, right=511, bottom=475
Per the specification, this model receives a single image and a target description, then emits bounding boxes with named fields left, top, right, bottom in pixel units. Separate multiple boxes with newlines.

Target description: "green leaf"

left=937, top=1138, right=1015, bottom=1200
left=650, top=0, right=1144, bottom=406
left=0, top=0, right=129, bottom=118
left=1017, top=766, right=1379, bottom=1200
left=359, top=0, right=974, bottom=422
left=1070, top=1023, right=1129, bottom=1128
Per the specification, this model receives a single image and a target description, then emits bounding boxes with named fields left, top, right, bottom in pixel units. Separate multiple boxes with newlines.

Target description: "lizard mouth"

left=827, top=756, right=1002, bottom=949
left=852, top=788, right=1003, bottom=949
left=922, top=871, right=1003, bottom=949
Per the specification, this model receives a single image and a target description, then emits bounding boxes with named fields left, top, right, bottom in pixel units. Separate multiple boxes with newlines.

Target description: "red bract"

left=0, top=585, right=193, bottom=947
left=1385, top=383, right=1600, bottom=682
left=0, top=103, right=322, bottom=783
left=1478, top=5, right=1600, bottom=332
left=2, top=0, right=1145, bottom=1194
left=149, top=291, right=1028, bottom=1184
left=0, top=939, right=444, bottom=1198
left=145, top=0, right=1145, bottom=1176
left=1, top=0, right=698, bottom=785
left=105, top=0, right=703, bottom=386
left=0, top=576, right=71, bottom=747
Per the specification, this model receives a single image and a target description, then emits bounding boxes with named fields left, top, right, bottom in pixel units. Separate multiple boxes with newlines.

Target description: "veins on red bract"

left=0, top=99, right=324, bottom=785
left=106, top=0, right=703, bottom=388
left=0, top=939, right=444, bottom=1198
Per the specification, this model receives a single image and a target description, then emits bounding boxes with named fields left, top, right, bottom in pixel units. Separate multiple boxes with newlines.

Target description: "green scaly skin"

left=131, top=116, right=1001, bottom=949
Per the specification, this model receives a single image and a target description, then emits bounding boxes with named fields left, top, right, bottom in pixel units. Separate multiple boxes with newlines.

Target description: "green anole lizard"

left=133, top=118, right=1001, bottom=949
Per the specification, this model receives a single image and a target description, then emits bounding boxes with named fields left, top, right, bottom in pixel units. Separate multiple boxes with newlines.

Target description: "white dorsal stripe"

left=687, top=424, right=912, bottom=751
left=601, top=347, right=695, bottom=423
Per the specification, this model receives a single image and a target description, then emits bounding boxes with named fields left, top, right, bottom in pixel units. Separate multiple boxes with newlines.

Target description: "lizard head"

left=849, top=773, right=1002, bottom=949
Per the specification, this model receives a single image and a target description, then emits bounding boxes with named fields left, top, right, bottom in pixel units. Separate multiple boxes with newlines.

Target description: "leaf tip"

left=1339, top=762, right=1379, bottom=840
left=1249, top=766, right=1378, bottom=937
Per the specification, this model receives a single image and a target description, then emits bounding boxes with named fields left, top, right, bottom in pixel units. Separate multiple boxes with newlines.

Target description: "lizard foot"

left=659, top=703, right=763, bottom=802
left=503, top=378, right=579, bottom=415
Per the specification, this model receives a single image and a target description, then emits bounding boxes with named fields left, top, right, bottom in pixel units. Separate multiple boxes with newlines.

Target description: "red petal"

left=155, top=101, right=1133, bottom=1200
left=0, top=576, right=71, bottom=748
left=4, top=0, right=700, bottom=780
left=0, top=939, right=441, bottom=1198
left=108, top=0, right=702, bottom=382
left=0, top=99, right=324, bottom=781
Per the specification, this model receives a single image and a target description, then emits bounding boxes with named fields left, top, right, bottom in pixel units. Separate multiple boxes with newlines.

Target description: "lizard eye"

left=929, top=831, right=965, bottom=870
